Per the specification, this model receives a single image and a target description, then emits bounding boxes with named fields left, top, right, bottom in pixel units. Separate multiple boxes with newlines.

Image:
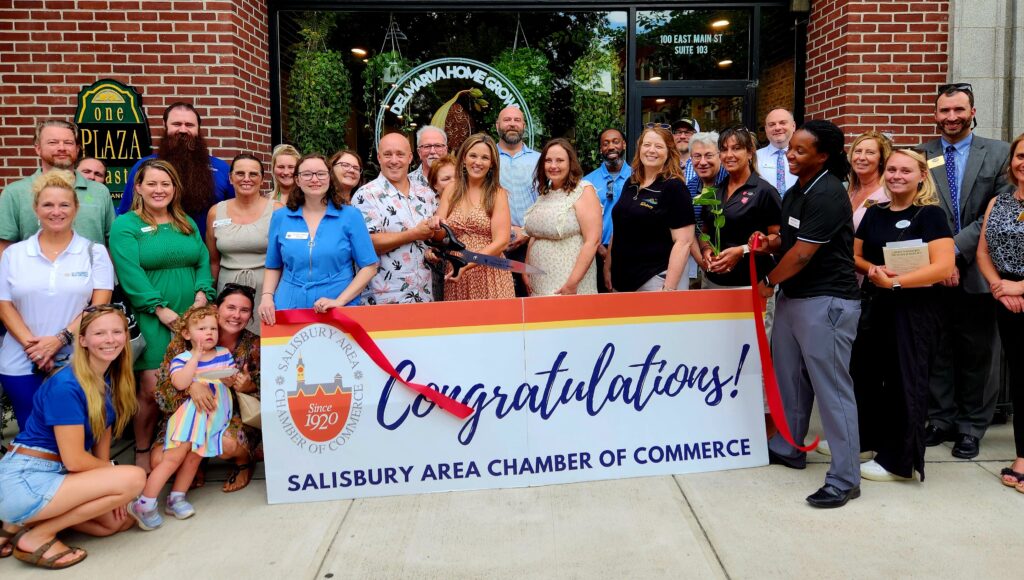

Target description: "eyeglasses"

left=222, top=283, right=256, bottom=301
left=645, top=123, right=671, bottom=130
left=605, top=179, right=615, bottom=202
left=297, top=171, right=329, bottom=181
left=333, top=161, right=360, bottom=173
left=417, top=144, right=447, bottom=151
left=690, top=152, right=719, bottom=162
left=938, top=83, right=973, bottom=94
left=673, top=129, right=696, bottom=136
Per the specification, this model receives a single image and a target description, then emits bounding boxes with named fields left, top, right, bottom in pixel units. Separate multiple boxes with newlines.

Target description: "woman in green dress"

left=108, top=159, right=215, bottom=471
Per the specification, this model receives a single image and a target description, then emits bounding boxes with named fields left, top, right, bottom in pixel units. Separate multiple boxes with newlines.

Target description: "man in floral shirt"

left=353, top=132, right=440, bottom=304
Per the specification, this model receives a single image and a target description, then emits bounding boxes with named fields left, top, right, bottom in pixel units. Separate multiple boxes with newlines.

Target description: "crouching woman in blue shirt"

left=0, top=305, right=145, bottom=570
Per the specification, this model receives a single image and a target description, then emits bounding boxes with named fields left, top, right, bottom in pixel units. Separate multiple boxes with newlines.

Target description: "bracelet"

left=57, top=328, right=74, bottom=346
left=763, top=276, right=776, bottom=288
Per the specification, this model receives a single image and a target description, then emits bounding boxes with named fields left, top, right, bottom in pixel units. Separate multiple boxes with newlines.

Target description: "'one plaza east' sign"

left=75, top=79, right=151, bottom=201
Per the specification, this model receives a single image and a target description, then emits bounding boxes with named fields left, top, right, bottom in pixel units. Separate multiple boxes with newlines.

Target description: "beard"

left=601, top=147, right=625, bottom=166
left=158, top=132, right=214, bottom=216
left=499, top=127, right=522, bottom=146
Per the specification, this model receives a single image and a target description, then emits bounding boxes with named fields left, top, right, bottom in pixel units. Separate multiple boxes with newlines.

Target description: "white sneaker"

left=816, top=440, right=875, bottom=462
left=860, top=459, right=912, bottom=482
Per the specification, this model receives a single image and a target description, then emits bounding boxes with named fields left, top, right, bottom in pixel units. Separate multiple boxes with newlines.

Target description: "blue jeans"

left=0, top=446, right=67, bottom=525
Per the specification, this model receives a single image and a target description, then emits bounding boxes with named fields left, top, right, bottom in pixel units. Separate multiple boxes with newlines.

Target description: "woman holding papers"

left=851, top=148, right=955, bottom=482
left=976, top=133, right=1024, bottom=493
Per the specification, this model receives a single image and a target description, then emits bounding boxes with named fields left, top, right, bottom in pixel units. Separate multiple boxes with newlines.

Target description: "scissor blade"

left=456, top=250, right=545, bottom=275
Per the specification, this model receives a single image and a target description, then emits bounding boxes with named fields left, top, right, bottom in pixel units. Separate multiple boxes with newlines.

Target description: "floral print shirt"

left=352, top=174, right=437, bottom=304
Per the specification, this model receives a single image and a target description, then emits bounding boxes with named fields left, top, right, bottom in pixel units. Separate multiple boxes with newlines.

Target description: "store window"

left=635, top=10, right=751, bottom=81
left=278, top=10, right=627, bottom=170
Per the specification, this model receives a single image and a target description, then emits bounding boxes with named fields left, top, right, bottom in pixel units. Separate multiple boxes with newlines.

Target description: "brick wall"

left=0, top=0, right=270, bottom=187
left=804, top=0, right=950, bottom=146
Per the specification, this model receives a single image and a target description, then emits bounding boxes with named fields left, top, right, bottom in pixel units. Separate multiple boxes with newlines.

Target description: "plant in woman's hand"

left=692, top=185, right=725, bottom=254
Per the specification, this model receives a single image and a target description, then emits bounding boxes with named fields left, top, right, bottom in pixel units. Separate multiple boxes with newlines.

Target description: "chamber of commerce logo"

left=288, top=353, right=352, bottom=442
left=273, top=323, right=366, bottom=454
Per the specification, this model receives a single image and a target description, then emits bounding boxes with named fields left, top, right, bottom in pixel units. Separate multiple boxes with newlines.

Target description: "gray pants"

left=768, top=292, right=862, bottom=490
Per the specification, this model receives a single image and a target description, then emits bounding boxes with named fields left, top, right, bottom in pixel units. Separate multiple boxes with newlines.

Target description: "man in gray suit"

left=919, top=83, right=1011, bottom=459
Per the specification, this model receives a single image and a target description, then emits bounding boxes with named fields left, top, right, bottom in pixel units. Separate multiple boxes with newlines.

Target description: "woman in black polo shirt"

left=604, top=125, right=696, bottom=292
left=852, top=148, right=954, bottom=482
left=699, top=126, right=782, bottom=288
left=750, top=120, right=863, bottom=509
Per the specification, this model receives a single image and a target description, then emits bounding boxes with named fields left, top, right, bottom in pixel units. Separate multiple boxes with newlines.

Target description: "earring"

left=917, top=181, right=924, bottom=191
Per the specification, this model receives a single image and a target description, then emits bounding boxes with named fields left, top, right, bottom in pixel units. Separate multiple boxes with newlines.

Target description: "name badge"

left=213, top=218, right=232, bottom=228
left=927, top=156, right=945, bottom=169
left=140, top=226, right=155, bottom=233
left=895, top=219, right=911, bottom=229
left=1017, top=211, right=1024, bottom=222
left=285, top=231, right=309, bottom=240
left=788, top=216, right=801, bottom=228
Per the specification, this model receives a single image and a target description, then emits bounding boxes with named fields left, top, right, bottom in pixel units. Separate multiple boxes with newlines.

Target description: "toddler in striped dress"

left=128, top=305, right=234, bottom=530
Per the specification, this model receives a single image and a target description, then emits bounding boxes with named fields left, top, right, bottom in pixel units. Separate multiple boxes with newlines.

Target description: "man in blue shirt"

left=495, top=105, right=540, bottom=296
left=117, top=102, right=234, bottom=238
left=583, top=128, right=630, bottom=293
left=919, top=84, right=1012, bottom=459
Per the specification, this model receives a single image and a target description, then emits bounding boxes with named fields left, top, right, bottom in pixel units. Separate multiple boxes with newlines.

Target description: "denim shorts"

left=0, top=446, right=67, bottom=525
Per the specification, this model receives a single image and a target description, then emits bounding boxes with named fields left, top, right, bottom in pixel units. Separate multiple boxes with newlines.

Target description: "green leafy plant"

left=692, top=185, right=725, bottom=254
left=362, top=50, right=416, bottom=134
left=570, top=41, right=624, bottom=168
left=286, top=14, right=353, bottom=155
left=489, top=47, right=555, bottom=142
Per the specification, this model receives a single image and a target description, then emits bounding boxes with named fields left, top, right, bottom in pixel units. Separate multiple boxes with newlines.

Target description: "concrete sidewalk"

left=3, top=422, right=1021, bottom=579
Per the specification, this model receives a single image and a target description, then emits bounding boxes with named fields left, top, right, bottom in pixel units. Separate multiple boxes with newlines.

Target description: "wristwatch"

left=762, top=276, right=776, bottom=288
left=891, top=278, right=902, bottom=291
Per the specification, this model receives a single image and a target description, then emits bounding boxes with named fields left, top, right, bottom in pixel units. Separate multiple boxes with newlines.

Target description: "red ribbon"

left=274, top=309, right=475, bottom=420
left=749, top=239, right=819, bottom=452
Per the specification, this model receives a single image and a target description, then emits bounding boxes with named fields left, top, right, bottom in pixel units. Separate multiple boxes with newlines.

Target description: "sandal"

left=13, top=536, right=87, bottom=569
left=1001, top=467, right=1024, bottom=487
left=0, top=525, right=20, bottom=558
left=222, top=462, right=254, bottom=493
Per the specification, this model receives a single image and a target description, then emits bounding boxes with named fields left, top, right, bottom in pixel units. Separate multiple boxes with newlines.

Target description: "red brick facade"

left=0, top=0, right=270, bottom=186
left=804, top=0, right=950, bottom=146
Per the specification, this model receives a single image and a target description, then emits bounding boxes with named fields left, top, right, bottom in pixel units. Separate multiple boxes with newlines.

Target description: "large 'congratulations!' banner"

left=260, top=291, right=767, bottom=505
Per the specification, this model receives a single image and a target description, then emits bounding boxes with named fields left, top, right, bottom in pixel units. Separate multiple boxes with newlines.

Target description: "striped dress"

left=165, top=346, right=235, bottom=457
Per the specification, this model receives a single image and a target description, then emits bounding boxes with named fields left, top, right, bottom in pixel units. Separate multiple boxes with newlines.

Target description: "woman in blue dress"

left=258, top=153, right=378, bottom=325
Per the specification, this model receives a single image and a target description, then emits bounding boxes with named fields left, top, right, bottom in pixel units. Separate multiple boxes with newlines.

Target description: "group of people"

left=0, top=81, right=1021, bottom=568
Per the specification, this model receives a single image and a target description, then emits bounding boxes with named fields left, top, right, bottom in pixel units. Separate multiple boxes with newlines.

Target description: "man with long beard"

left=117, top=102, right=234, bottom=237
left=0, top=119, right=114, bottom=253
left=583, top=128, right=631, bottom=293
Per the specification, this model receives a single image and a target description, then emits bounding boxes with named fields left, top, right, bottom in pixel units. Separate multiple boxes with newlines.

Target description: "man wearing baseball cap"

left=672, top=118, right=700, bottom=160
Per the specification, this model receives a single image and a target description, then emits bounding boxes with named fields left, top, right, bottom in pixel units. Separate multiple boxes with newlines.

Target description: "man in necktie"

left=756, top=108, right=797, bottom=196
left=919, top=83, right=1012, bottom=459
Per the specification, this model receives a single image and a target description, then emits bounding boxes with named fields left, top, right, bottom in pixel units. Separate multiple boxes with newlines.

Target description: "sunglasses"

left=645, top=123, right=672, bottom=130
left=83, top=303, right=125, bottom=315
left=222, top=283, right=256, bottom=300
left=938, top=83, right=972, bottom=94
left=605, top=179, right=615, bottom=201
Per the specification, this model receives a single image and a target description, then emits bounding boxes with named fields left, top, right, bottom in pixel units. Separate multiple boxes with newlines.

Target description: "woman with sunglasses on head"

left=269, top=144, right=301, bottom=203
left=151, top=284, right=261, bottom=492
left=0, top=306, right=144, bottom=569
left=108, top=159, right=216, bottom=471
left=699, top=126, right=782, bottom=289
left=0, top=170, right=114, bottom=432
left=522, top=138, right=602, bottom=296
left=206, top=154, right=283, bottom=335
left=259, top=154, right=378, bottom=325
left=603, top=124, right=696, bottom=292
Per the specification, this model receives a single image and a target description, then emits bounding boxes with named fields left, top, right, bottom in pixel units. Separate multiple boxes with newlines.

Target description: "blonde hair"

left=447, top=133, right=502, bottom=217
left=884, top=149, right=940, bottom=207
left=629, top=127, right=686, bottom=185
left=160, top=305, right=219, bottom=369
left=847, top=130, right=893, bottom=193
left=131, top=159, right=195, bottom=235
left=31, top=169, right=79, bottom=208
left=271, top=144, right=302, bottom=201
left=71, top=306, right=137, bottom=439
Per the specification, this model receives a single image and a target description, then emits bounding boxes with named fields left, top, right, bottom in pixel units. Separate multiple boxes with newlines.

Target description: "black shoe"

left=768, top=448, right=806, bottom=470
left=951, top=434, right=980, bottom=459
left=924, top=424, right=956, bottom=447
left=806, top=484, right=861, bottom=508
